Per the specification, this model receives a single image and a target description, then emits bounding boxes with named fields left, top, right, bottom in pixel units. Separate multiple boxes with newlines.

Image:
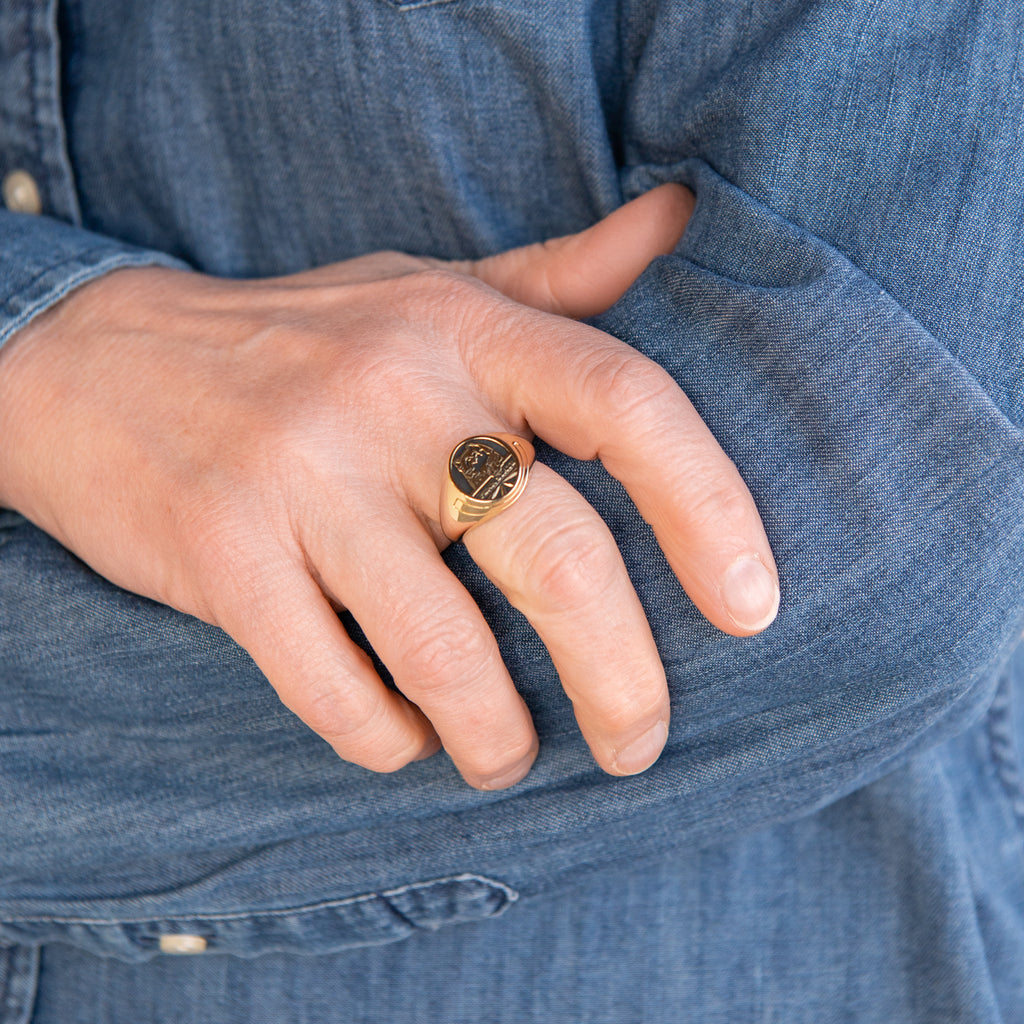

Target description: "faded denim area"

left=0, top=0, right=1023, bottom=1021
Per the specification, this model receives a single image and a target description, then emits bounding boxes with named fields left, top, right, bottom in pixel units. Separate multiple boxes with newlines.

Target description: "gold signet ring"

left=441, top=433, right=535, bottom=541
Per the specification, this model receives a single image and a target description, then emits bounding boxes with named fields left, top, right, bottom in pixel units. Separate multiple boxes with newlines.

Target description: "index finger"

left=464, top=306, right=779, bottom=636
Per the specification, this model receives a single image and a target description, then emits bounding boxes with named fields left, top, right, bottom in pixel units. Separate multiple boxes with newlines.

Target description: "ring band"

left=441, top=433, right=535, bottom=541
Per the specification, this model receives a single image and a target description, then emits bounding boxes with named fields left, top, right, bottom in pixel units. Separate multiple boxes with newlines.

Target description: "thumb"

left=460, top=183, right=694, bottom=319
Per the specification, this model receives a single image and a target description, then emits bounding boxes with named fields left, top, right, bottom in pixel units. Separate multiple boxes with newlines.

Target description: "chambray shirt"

left=1, top=1, right=1024, bottom=1021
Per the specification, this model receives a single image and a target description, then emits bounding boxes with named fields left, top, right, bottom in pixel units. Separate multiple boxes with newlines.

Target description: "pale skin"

left=0, top=184, right=779, bottom=790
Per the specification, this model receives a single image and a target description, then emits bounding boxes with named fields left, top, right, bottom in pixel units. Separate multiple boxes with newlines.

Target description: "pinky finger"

left=218, top=570, right=440, bottom=772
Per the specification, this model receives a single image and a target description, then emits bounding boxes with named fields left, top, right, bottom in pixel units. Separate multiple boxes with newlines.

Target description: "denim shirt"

left=1, top=0, right=1023, bottom=1014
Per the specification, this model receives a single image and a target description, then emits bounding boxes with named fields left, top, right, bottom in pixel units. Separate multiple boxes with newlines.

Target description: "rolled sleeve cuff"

left=0, top=210, right=189, bottom=349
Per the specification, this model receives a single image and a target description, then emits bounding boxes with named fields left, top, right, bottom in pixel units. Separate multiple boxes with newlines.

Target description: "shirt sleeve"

left=0, top=1, right=188, bottom=350
left=0, top=209, right=187, bottom=350
left=440, top=156, right=1024, bottom=855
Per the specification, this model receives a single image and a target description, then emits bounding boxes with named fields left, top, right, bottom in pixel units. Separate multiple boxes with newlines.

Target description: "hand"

left=0, top=184, right=778, bottom=789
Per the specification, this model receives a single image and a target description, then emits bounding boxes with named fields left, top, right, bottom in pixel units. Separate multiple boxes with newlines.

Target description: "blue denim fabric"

left=1, top=0, right=1023, bottom=1020
left=18, top=645, right=1024, bottom=1023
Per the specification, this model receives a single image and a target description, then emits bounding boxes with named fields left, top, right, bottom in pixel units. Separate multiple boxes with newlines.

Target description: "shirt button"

left=158, top=934, right=208, bottom=954
left=2, top=170, right=43, bottom=215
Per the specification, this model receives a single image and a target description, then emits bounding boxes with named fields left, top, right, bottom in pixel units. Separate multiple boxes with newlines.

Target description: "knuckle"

left=175, top=508, right=265, bottom=596
left=460, top=734, right=536, bottom=782
left=295, top=677, right=384, bottom=745
left=499, top=735, right=538, bottom=767
left=521, top=515, right=621, bottom=614
left=405, top=267, right=524, bottom=352
left=399, top=600, right=494, bottom=694
left=358, top=745, right=418, bottom=775
left=593, top=694, right=667, bottom=736
left=585, top=350, right=679, bottom=428
left=671, top=469, right=753, bottom=532
left=353, top=250, right=426, bottom=277
left=295, top=684, right=419, bottom=773
left=404, top=266, right=489, bottom=312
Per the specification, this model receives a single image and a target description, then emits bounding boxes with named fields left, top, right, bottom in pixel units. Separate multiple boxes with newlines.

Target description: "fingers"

left=305, top=514, right=540, bottom=790
left=289, top=184, right=693, bottom=316
left=217, top=567, right=441, bottom=773
left=289, top=467, right=667, bottom=785
left=251, top=184, right=692, bottom=323
left=346, top=528, right=540, bottom=790
left=439, top=184, right=776, bottom=635
left=468, top=312, right=780, bottom=637
left=460, top=184, right=694, bottom=318
left=196, top=190, right=762, bottom=786
left=464, top=464, right=671, bottom=775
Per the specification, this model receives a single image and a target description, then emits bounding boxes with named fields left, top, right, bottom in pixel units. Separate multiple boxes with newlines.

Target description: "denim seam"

left=0, top=873, right=517, bottom=926
left=0, top=946, right=38, bottom=1024
left=377, top=0, right=460, bottom=9
left=985, top=671, right=1024, bottom=842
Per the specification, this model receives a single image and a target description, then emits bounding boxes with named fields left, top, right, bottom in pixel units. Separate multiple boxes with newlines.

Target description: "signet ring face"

left=441, top=434, right=535, bottom=541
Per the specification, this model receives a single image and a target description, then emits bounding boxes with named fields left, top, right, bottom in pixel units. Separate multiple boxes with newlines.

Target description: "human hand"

left=0, top=184, right=779, bottom=789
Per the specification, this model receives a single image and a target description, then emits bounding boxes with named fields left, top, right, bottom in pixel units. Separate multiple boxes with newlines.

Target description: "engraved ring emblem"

left=441, top=434, right=535, bottom=541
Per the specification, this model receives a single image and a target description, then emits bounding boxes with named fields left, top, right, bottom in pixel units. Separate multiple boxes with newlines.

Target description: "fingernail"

left=721, top=556, right=780, bottom=632
left=477, top=751, right=536, bottom=791
left=611, top=720, right=668, bottom=775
